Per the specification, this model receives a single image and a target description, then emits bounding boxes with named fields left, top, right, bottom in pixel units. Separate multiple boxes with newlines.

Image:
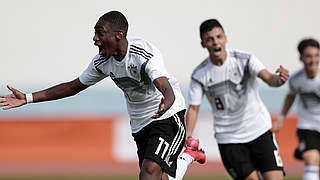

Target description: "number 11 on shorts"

left=155, top=137, right=169, bottom=159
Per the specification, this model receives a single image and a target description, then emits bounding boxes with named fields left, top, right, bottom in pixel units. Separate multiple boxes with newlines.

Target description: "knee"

left=262, top=170, right=283, bottom=180
left=140, top=159, right=162, bottom=179
left=303, top=150, right=320, bottom=166
left=244, top=170, right=260, bottom=180
left=245, top=176, right=260, bottom=180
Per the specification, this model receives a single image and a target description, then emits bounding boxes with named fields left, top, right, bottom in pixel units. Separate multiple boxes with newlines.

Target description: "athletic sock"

left=257, top=170, right=263, bottom=180
left=168, top=153, right=194, bottom=180
left=303, top=165, right=319, bottom=180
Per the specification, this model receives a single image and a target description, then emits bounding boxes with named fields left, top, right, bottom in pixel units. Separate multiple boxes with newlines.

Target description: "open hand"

left=0, top=85, right=27, bottom=110
left=152, top=97, right=166, bottom=119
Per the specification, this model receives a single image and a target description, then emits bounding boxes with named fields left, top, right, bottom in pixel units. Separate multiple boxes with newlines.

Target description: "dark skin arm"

left=0, top=78, right=88, bottom=110
left=151, top=76, right=175, bottom=118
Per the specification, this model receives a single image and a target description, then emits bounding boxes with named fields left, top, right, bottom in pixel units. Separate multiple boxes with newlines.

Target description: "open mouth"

left=98, top=46, right=103, bottom=54
left=97, top=45, right=105, bottom=57
left=213, top=47, right=222, bottom=52
left=94, top=42, right=103, bottom=55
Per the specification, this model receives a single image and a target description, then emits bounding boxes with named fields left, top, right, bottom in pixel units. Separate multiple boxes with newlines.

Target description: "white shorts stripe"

left=172, top=114, right=185, bottom=154
left=165, top=113, right=185, bottom=161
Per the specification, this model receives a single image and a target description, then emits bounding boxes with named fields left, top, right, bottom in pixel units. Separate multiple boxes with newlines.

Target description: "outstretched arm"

left=258, top=65, right=289, bottom=87
left=185, top=105, right=200, bottom=139
left=0, top=78, right=88, bottom=110
left=273, top=93, right=296, bottom=132
left=152, top=77, right=175, bottom=118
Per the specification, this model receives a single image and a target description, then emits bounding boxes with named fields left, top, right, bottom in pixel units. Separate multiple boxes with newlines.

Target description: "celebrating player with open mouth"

left=185, top=19, right=289, bottom=180
left=0, top=10, right=205, bottom=180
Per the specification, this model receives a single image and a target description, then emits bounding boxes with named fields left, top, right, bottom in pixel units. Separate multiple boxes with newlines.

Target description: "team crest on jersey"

left=230, top=68, right=242, bottom=83
left=128, top=64, right=138, bottom=78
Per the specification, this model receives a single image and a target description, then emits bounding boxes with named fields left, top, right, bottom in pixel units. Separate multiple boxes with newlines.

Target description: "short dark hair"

left=200, top=19, right=224, bottom=39
left=99, top=11, right=129, bottom=34
left=297, top=38, right=320, bottom=55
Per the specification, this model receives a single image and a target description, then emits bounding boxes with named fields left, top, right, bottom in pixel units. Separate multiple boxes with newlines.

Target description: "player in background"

left=0, top=10, right=205, bottom=180
left=185, top=19, right=289, bottom=180
left=273, top=38, right=320, bottom=180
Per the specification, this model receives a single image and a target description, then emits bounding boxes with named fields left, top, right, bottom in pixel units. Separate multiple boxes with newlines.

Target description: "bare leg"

left=262, top=170, right=283, bottom=180
left=140, top=159, right=163, bottom=180
left=302, top=150, right=320, bottom=180
left=162, top=173, right=169, bottom=180
left=244, top=170, right=260, bottom=180
left=303, top=149, right=320, bottom=166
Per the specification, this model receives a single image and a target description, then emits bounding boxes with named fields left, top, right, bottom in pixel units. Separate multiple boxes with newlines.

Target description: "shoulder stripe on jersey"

left=192, top=59, right=208, bottom=76
left=94, top=56, right=107, bottom=66
left=95, top=67, right=103, bottom=74
left=191, top=77, right=204, bottom=87
left=130, top=44, right=153, bottom=57
left=130, top=48, right=153, bottom=59
left=94, top=60, right=107, bottom=68
left=230, top=51, right=251, bottom=60
left=93, top=56, right=106, bottom=74
left=130, top=49, right=152, bottom=61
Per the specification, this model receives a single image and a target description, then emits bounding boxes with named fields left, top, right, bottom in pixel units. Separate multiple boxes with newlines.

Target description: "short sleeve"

left=145, top=49, right=168, bottom=81
left=188, top=78, right=204, bottom=106
left=79, top=55, right=107, bottom=86
left=248, top=54, right=266, bottom=76
left=288, top=77, right=298, bottom=95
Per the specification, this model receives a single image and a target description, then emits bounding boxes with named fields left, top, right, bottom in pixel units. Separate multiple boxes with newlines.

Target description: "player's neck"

left=305, top=68, right=318, bottom=79
left=113, top=39, right=128, bottom=61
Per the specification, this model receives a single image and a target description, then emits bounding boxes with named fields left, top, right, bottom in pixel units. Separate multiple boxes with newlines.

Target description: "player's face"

left=93, top=20, right=118, bottom=59
left=300, top=46, right=320, bottom=75
left=201, top=27, right=227, bottom=60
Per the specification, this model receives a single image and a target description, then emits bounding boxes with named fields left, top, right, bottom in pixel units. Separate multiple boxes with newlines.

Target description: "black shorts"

left=294, top=129, right=320, bottom=160
left=132, top=110, right=186, bottom=177
left=218, top=130, right=284, bottom=180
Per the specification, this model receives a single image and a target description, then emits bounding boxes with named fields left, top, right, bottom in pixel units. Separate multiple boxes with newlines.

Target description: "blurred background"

left=1, top=0, right=320, bottom=179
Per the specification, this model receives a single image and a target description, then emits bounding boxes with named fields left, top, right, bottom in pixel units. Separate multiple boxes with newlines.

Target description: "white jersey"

left=288, top=68, right=320, bottom=132
left=189, top=48, right=271, bottom=144
left=80, top=37, right=186, bottom=133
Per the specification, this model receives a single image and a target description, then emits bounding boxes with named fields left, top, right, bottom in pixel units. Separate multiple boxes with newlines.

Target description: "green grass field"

left=0, top=176, right=301, bottom=180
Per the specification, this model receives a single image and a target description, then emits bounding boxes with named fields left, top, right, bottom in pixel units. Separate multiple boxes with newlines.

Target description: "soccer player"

left=0, top=11, right=205, bottom=180
left=185, top=19, right=289, bottom=180
left=273, top=38, right=320, bottom=180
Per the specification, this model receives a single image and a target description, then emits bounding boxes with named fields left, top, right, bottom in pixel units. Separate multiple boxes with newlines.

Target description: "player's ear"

left=115, top=31, right=125, bottom=41
left=201, top=40, right=205, bottom=48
